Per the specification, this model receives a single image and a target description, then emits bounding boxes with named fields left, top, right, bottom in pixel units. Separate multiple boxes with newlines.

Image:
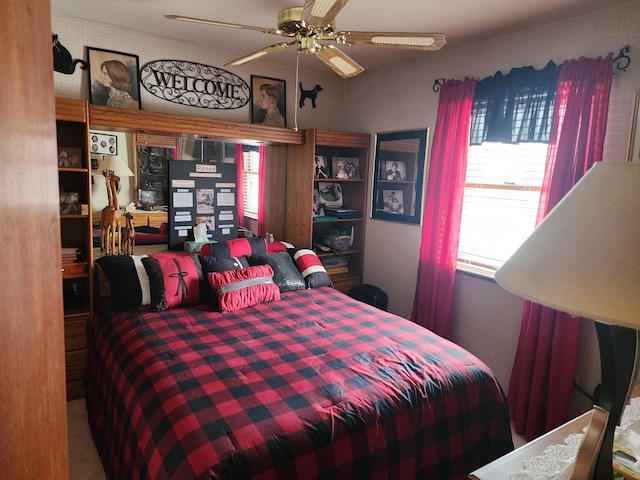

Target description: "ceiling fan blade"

left=165, top=14, right=281, bottom=36
left=301, top=0, right=350, bottom=28
left=316, top=45, right=364, bottom=78
left=224, top=42, right=294, bottom=67
left=337, top=31, right=446, bottom=50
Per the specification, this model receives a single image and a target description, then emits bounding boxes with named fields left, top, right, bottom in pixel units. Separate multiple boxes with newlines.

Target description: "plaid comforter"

left=86, top=287, right=512, bottom=480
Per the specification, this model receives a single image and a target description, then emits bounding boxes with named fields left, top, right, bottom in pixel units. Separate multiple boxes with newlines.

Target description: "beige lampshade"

left=495, top=162, right=640, bottom=329
left=92, top=155, right=134, bottom=177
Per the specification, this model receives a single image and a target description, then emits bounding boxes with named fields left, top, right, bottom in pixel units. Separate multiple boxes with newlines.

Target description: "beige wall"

left=345, top=2, right=640, bottom=418
left=52, top=2, right=640, bottom=423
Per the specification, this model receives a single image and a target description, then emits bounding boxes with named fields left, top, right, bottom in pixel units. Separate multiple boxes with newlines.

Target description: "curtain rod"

left=432, top=45, right=630, bottom=93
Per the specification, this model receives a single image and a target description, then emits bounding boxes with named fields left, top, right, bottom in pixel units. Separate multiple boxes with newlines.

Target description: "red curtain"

left=508, top=54, right=613, bottom=440
left=235, top=144, right=245, bottom=224
left=257, top=145, right=266, bottom=237
left=411, top=78, right=476, bottom=339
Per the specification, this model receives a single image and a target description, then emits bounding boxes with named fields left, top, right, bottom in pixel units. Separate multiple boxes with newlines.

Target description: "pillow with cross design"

left=141, top=253, right=203, bottom=311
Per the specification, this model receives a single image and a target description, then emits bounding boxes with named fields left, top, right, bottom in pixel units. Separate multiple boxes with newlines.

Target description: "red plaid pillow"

left=208, top=265, right=280, bottom=312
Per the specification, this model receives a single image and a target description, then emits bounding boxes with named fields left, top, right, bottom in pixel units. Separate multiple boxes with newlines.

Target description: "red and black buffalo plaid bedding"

left=86, top=287, right=512, bottom=480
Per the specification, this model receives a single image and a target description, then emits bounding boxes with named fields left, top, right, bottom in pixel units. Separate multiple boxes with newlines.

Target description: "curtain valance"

left=470, top=61, right=560, bottom=145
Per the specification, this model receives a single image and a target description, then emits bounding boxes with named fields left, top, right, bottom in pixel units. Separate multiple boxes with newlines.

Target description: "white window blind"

left=243, top=149, right=260, bottom=219
left=457, top=142, right=547, bottom=275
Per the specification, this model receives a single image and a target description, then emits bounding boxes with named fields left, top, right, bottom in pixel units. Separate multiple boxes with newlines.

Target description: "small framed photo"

left=384, top=160, right=406, bottom=181
left=58, top=147, right=82, bottom=168
left=332, top=157, right=360, bottom=179
left=312, top=189, right=325, bottom=217
left=89, top=132, right=118, bottom=155
left=383, top=189, right=404, bottom=214
left=86, top=46, right=141, bottom=110
left=314, top=155, right=330, bottom=178
left=60, top=192, right=80, bottom=215
left=251, top=75, right=286, bottom=127
left=318, top=182, right=343, bottom=207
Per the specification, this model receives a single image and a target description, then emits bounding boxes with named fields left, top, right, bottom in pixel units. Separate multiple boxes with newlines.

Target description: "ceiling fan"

left=165, top=0, right=446, bottom=78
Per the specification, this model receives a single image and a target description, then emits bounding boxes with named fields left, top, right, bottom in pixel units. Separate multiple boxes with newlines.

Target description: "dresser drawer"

left=65, top=349, right=87, bottom=383
left=64, top=318, right=87, bottom=351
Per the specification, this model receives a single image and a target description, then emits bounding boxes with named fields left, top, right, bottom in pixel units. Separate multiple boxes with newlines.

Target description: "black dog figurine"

left=299, top=83, right=323, bottom=108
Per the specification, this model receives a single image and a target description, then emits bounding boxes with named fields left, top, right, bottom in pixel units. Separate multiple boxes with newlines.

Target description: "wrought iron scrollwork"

left=433, top=78, right=446, bottom=93
left=614, top=45, right=631, bottom=72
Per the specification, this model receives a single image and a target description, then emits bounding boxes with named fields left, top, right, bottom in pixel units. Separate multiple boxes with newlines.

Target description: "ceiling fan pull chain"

left=294, top=51, right=300, bottom=132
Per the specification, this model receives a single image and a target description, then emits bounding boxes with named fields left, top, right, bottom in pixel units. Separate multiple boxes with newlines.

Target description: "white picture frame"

left=628, top=90, right=640, bottom=162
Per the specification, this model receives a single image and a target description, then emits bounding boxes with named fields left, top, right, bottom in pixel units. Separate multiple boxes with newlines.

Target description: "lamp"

left=495, top=162, right=640, bottom=479
left=92, top=155, right=134, bottom=178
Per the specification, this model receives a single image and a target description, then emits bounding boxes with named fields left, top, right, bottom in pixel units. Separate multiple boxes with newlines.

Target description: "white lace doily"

left=509, top=397, right=640, bottom=479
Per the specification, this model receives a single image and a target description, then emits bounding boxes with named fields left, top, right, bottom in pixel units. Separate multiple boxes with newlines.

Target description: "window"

left=242, top=147, right=260, bottom=219
left=457, top=142, right=547, bottom=275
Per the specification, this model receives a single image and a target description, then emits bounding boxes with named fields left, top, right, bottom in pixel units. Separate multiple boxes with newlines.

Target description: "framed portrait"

left=383, top=189, right=404, bottom=214
left=314, top=155, right=330, bottom=178
left=251, top=75, right=286, bottom=127
left=58, top=147, right=82, bottom=168
left=628, top=90, right=640, bottom=162
left=332, top=157, right=359, bottom=179
left=372, top=128, right=429, bottom=224
left=383, top=160, right=406, bottom=181
left=89, top=132, right=118, bottom=155
left=86, top=46, right=141, bottom=110
left=60, top=192, right=80, bottom=215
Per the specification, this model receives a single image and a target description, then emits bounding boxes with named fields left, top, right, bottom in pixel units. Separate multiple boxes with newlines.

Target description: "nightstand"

left=469, top=411, right=593, bottom=479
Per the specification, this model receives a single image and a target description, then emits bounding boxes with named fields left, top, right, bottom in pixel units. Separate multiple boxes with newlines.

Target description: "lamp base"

left=572, top=322, right=640, bottom=479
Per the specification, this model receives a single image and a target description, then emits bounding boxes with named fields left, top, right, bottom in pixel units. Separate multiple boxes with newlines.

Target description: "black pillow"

left=198, top=255, right=249, bottom=305
left=95, top=255, right=151, bottom=315
left=248, top=252, right=306, bottom=293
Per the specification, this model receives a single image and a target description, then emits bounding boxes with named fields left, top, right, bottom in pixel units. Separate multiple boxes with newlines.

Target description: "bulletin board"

left=167, top=160, right=237, bottom=250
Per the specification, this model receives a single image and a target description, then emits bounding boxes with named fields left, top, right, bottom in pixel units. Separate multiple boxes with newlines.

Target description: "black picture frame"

left=251, top=75, right=286, bottom=127
left=86, top=46, right=141, bottom=110
left=372, top=128, right=429, bottom=225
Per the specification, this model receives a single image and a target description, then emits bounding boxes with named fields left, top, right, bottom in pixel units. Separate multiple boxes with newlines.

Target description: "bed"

left=88, top=238, right=513, bottom=480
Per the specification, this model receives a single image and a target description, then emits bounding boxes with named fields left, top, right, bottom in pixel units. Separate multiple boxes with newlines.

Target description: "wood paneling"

left=89, top=105, right=304, bottom=146
left=1, top=0, right=69, bottom=478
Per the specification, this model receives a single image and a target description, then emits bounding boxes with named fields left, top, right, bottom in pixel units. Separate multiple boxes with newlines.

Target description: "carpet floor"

left=67, top=399, right=106, bottom=480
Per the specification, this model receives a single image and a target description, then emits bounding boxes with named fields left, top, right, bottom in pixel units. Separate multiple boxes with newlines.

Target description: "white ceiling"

left=51, top=0, right=632, bottom=76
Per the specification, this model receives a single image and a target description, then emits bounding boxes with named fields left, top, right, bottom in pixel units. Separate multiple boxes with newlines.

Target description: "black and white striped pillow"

left=95, top=255, right=151, bottom=315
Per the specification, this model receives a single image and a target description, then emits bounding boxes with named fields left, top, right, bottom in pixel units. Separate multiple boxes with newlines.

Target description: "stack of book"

left=324, top=208, right=359, bottom=219
left=61, top=247, right=80, bottom=264
left=320, top=253, right=349, bottom=275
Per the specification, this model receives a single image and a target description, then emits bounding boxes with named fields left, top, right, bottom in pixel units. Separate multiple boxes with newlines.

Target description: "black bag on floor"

left=348, top=284, right=388, bottom=311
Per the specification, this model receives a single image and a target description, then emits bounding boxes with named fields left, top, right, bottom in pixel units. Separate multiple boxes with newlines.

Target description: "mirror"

left=371, top=128, right=429, bottom=224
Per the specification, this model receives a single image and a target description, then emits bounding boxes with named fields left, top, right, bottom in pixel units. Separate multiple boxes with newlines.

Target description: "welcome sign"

left=140, top=60, right=250, bottom=109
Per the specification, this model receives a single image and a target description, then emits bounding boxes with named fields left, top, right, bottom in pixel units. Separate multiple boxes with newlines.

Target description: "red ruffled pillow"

left=208, top=264, right=280, bottom=312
